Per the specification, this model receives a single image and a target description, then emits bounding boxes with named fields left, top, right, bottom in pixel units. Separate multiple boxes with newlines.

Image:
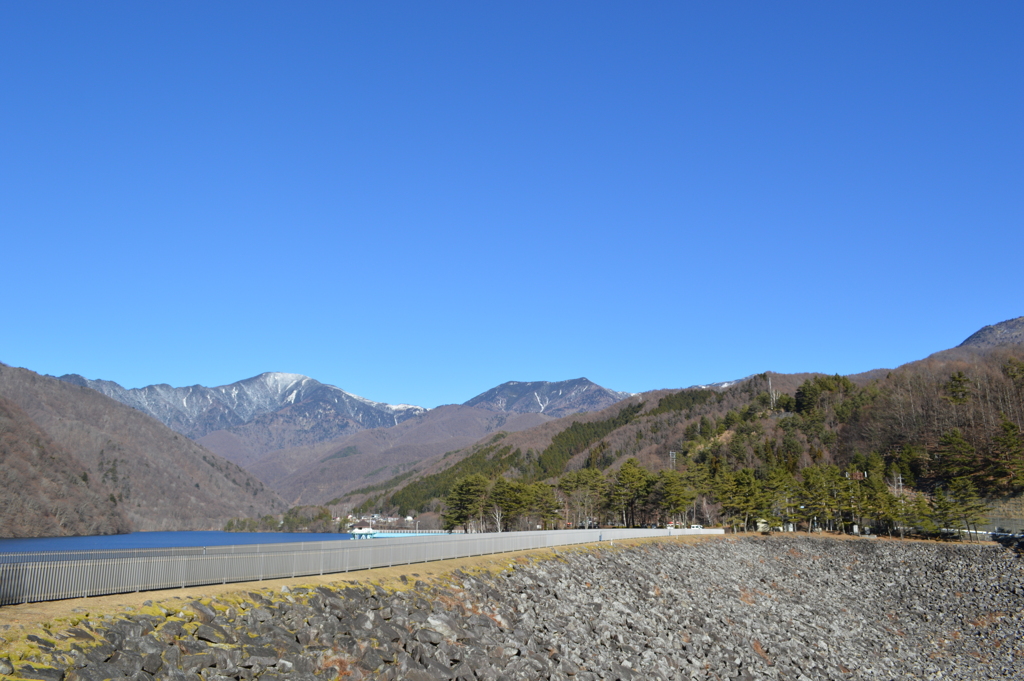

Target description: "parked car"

left=690, top=524, right=703, bottom=530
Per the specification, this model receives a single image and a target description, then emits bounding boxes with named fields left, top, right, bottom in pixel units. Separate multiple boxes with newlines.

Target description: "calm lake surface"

left=0, top=531, right=359, bottom=554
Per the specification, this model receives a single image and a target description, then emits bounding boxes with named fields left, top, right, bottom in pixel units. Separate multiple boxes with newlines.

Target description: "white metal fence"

left=0, top=528, right=721, bottom=605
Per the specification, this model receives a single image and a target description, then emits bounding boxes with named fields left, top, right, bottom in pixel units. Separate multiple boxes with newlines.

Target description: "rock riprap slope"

left=2, top=537, right=1021, bottom=681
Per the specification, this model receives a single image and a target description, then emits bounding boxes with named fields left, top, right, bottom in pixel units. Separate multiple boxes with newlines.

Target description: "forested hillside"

left=0, top=397, right=133, bottom=537
left=346, top=344, right=1024, bottom=536
left=0, top=365, right=286, bottom=534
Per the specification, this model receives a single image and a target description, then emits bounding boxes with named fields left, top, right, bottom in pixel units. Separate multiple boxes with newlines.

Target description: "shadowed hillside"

left=0, top=397, right=132, bottom=537
left=0, top=365, right=286, bottom=533
left=248, top=405, right=554, bottom=505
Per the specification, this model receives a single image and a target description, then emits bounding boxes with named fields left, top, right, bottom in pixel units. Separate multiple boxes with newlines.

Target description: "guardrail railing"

left=0, top=528, right=721, bottom=605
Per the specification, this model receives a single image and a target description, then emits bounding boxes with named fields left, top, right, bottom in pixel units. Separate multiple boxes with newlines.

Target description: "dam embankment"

left=1, top=536, right=1021, bottom=681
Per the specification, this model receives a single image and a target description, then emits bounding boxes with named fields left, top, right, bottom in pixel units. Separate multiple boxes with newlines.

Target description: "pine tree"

left=488, top=478, right=526, bottom=532
left=984, top=414, right=1024, bottom=492
left=860, top=465, right=898, bottom=536
left=681, top=460, right=713, bottom=525
left=442, top=474, right=489, bottom=533
left=608, top=459, right=651, bottom=527
left=943, top=371, right=972, bottom=405
left=948, top=477, right=989, bottom=542
left=931, top=487, right=964, bottom=540
left=909, top=493, right=937, bottom=537
left=800, top=465, right=839, bottom=532
left=936, top=429, right=977, bottom=482
left=731, top=468, right=764, bottom=531
left=713, top=468, right=742, bottom=532
left=654, top=469, right=696, bottom=526
left=762, top=467, right=799, bottom=530
left=524, top=482, right=561, bottom=530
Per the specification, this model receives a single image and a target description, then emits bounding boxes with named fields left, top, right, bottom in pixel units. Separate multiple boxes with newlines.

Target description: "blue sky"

left=2, top=3, right=1021, bottom=408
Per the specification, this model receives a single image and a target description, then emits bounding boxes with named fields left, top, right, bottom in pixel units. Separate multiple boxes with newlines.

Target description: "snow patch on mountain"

left=689, top=376, right=752, bottom=391
left=464, top=378, right=632, bottom=418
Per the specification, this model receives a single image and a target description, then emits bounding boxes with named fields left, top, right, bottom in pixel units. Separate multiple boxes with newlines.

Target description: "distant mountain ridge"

left=54, top=373, right=632, bottom=475
left=57, top=372, right=426, bottom=444
left=464, top=378, right=632, bottom=418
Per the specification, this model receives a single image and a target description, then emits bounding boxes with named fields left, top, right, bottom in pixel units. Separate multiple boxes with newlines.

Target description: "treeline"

left=537, top=402, right=644, bottom=475
left=224, top=505, right=343, bottom=533
left=443, top=476, right=560, bottom=532
left=842, top=355, right=1024, bottom=494
left=387, top=402, right=648, bottom=517
left=670, top=359, right=1024, bottom=501
left=444, top=455, right=992, bottom=540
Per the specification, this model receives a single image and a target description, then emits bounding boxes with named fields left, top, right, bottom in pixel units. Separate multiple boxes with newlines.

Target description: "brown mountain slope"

left=459, top=375, right=823, bottom=475
left=408, top=391, right=672, bottom=481
left=0, top=365, right=286, bottom=532
left=244, top=405, right=554, bottom=505
left=0, top=397, right=132, bottom=537
left=344, top=373, right=871, bottom=513
left=191, top=397, right=396, bottom=468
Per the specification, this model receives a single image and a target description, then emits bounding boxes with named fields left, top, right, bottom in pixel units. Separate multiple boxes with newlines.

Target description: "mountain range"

left=56, top=372, right=427, bottom=467
left=3, top=315, right=1021, bottom=535
left=49, top=373, right=632, bottom=504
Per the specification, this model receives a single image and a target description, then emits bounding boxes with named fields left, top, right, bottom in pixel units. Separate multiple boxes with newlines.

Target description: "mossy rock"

left=5, top=640, right=46, bottom=662
left=135, top=606, right=167, bottom=619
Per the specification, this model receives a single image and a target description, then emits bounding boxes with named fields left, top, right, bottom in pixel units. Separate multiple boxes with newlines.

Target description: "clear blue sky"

left=2, top=3, right=1021, bottom=408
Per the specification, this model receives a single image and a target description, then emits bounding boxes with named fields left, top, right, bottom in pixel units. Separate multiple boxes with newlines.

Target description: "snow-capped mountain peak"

left=56, top=372, right=425, bottom=441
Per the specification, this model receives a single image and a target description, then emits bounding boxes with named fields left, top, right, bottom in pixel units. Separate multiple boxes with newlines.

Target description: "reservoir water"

left=0, top=531, right=360, bottom=554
